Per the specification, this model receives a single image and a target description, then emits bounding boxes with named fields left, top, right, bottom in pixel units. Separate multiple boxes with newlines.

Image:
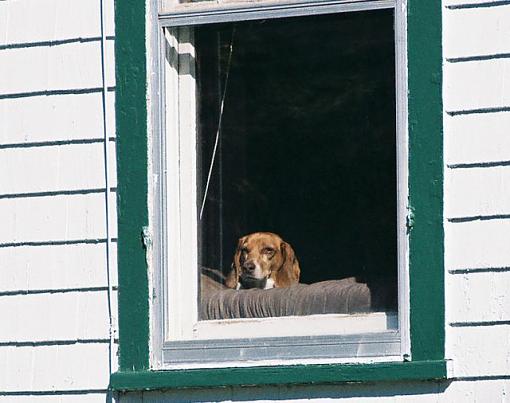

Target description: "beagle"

left=225, top=232, right=300, bottom=290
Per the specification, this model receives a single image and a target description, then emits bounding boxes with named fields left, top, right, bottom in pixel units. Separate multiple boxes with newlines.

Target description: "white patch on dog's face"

left=250, top=262, right=265, bottom=280
left=264, top=278, right=275, bottom=289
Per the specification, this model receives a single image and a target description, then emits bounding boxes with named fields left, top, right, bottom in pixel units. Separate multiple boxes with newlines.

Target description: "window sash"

left=159, top=0, right=395, bottom=27
left=152, top=0, right=410, bottom=368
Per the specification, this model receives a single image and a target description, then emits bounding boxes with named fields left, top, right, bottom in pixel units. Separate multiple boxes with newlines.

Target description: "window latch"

left=406, top=207, right=415, bottom=234
left=142, top=226, right=153, bottom=250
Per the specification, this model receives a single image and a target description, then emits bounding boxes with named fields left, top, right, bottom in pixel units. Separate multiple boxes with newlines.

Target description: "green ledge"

left=110, top=360, right=447, bottom=391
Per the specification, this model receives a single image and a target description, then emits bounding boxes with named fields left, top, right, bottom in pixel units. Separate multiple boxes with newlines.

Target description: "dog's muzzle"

left=239, top=274, right=267, bottom=289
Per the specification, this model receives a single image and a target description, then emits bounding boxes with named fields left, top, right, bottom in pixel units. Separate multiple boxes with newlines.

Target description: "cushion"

left=200, top=270, right=372, bottom=320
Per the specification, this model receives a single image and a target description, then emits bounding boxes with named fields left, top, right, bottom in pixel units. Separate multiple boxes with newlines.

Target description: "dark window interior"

left=196, top=10, right=397, bottom=307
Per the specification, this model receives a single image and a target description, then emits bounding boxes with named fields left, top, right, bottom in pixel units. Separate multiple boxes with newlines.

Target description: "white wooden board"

left=0, top=343, right=117, bottom=391
left=445, top=166, right=510, bottom=218
left=0, top=41, right=115, bottom=96
left=0, top=243, right=117, bottom=292
left=444, top=58, right=510, bottom=112
left=445, top=112, right=510, bottom=165
left=444, top=0, right=508, bottom=6
left=0, top=93, right=115, bottom=145
left=445, top=219, right=510, bottom=270
left=0, top=193, right=117, bottom=244
left=0, top=290, right=117, bottom=343
left=0, top=142, right=117, bottom=195
left=444, top=6, right=510, bottom=58
left=0, top=0, right=114, bottom=45
left=448, top=325, right=510, bottom=377
left=0, top=395, right=113, bottom=403
left=447, top=271, right=510, bottom=322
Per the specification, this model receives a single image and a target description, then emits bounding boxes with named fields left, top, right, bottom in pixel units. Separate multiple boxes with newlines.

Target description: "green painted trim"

left=407, top=0, right=444, bottom=361
left=111, top=360, right=447, bottom=391
left=113, top=0, right=444, bottom=383
left=115, top=0, right=150, bottom=371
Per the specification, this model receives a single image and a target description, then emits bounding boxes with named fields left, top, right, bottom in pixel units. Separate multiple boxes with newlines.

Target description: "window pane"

left=196, top=10, right=397, bottom=319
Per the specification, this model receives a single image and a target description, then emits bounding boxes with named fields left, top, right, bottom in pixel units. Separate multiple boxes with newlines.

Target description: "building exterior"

left=1, top=0, right=509, bottom=401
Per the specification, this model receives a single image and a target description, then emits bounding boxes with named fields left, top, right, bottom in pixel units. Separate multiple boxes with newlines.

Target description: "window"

left=151, top=0, right=409, bottom=368
left=112, top=0, right=446, bottom=388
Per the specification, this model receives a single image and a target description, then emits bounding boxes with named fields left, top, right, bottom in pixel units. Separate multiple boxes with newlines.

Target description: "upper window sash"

left=159, top=0, right=395, bottom=27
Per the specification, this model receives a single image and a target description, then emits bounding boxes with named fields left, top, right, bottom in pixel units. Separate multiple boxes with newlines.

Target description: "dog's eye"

left=241, top=248, right=249, bottom=255
left=263, top=247, right=274, bottom=255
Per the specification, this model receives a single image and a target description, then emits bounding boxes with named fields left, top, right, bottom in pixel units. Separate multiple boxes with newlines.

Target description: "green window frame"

left=111, top=0, right=445, bottom=391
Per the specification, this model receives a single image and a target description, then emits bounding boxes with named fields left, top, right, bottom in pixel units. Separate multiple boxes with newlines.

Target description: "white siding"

left=0, top=343, right=116, bottom=391
left=2, top=0, right=510, bottom=400
left=444, top=112, right=510, bottom=165
left=443, top=0, right=510, bottom=396
left=0, top=41, right=115, bottom=96
left=0, top=395, right=112, bottom=403
left=1, top=243, right=117, bottom=292
left=0, top=93, right=115, bottom=145
left=445, top=166, right=510, bottom=218
left=444, top=5, right=510, bottom=58
left=0, top=291, right=118, bottom=343
left=448, top=271, right=510, bottom=322
left=0, top=142, right=117, bottom=195
left=0, top=193, right=117, bottom=244
left=0, top=0, right=114, bottom=45
left=0, top=0, right=117, bottom=401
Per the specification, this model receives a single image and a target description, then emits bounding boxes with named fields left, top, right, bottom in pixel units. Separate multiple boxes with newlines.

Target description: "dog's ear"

left=225, top=236, right=245, bottom=289
left=275, top=241, right=301, bottom=287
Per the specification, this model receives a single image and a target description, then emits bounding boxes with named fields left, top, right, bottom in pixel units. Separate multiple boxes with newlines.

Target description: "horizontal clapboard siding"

left=0, top=0, right=117, bottom=401
left=448, top=271, right=510, bottom=322
left=0, top=291, right=117, bottom=343
left=0, top=243, right=117, bottom=292
left=0, top=192, right=117, bottom=244
left=449, top=325, right=510, bottom=377
left=0, top=41, right=115, bottom=97
left=0, top=395, right=111, bottom=403
left=444, top=0, right=510, bottom=387
left=0, top=142, right=117, bottom=195
left=444, top=112, right=510, bottom=165
left=0, top=343, right=116, bottom=392
left=445, top=166, right=510, bottom=219
left=444, top=59, right=510, bottom=112
left=0, top=93, right=115, bottom=145
left=444, top=0, right=510, bottom=8
left=444, top=5, right=510, bottom=58
left=0, top=0, right=113, bottom=45
left=445, top=220, right=510, bottom=270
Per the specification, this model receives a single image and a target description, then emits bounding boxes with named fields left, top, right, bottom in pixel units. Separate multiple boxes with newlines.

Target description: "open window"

left=152, top=0, right=409, bottom=368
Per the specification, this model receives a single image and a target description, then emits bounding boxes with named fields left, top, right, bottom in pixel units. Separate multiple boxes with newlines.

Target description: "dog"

left=225, top=232, right=300, bottom=290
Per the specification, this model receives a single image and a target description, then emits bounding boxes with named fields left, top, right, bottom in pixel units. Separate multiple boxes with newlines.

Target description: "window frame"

left=156, top=6, right=406, bottom=367
left=111, top=0, right=445, bottom=390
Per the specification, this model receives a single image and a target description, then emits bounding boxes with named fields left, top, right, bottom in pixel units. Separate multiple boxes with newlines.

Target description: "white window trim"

left=149, top=0, right=410, bottom=369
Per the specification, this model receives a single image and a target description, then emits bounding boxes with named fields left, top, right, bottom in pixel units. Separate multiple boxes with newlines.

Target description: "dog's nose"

left=243, top=261, right=256, bottom=273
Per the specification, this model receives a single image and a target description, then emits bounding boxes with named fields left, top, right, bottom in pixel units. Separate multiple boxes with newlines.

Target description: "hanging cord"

left=199, top=26, right=236, bottom=220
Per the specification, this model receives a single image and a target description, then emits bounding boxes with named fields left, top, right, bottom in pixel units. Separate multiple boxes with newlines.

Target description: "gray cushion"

left=200, top=271, right=372, bottom=320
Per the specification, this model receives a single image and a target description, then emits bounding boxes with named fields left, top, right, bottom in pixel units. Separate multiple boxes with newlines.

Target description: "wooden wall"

left=0, top=0, right=118, bottom=401
left=1, top=0, right=509, bottom=401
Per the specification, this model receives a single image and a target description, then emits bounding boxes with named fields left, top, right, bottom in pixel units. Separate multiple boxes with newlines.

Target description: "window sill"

left=110, top=360, right=447, bottom=391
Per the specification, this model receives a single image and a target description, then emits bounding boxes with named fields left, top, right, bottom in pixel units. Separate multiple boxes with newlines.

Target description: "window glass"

left=195, top=10, right=397, bottom=318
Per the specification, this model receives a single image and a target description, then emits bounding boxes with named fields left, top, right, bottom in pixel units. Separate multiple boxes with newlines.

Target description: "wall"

left=0, top=0, right=118, bottom=402
left=122, top=0, right=510, bottom=400
left=1, top=0, right=509, bottom=401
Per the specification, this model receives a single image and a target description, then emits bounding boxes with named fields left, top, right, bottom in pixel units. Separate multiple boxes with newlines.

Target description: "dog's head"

left=225, top=232, right=300, bottom=289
